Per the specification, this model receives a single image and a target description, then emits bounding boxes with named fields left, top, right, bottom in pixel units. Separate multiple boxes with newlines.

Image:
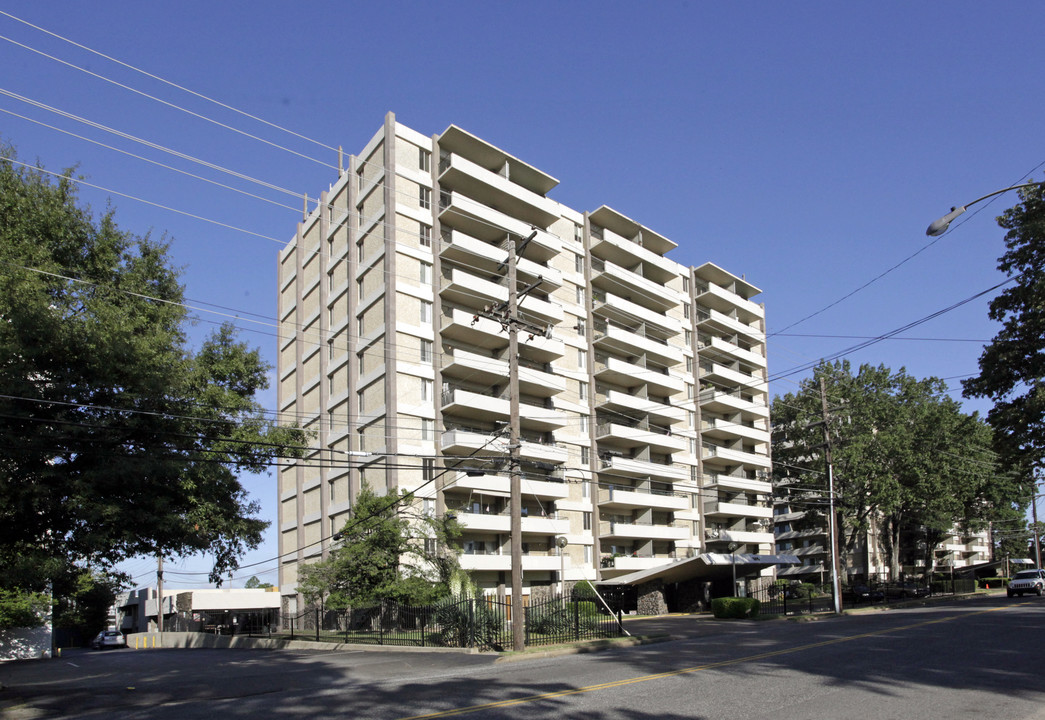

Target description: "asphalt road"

left=3, top=594, right=1044, bottom=719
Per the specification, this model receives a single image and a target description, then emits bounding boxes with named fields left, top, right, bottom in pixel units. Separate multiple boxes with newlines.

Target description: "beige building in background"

left=276, top=113, right=772, bottom=611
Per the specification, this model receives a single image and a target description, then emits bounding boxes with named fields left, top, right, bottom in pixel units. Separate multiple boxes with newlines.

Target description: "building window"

left=419, top=148, right=431, bottom=172
left=685, top=329, right=692, bottom=346
left=419, top=186, right=431, bottom=210
left=421, top=378, right=433, bottom=402
left=579, top=381, right=588, bottom=402
left=683, top=302, right=691, bottom=320
left=420, top=339, right=433, bottom=363
left=423, top=458, right=434, bottom=482
left=424, top=538, right=437, bottom=554
left=420, top=261, right=432, bottom=285
left=688, top=410, right=695, bottom=428
left=683, top=276, right=690, bottom=294
left=581, top=446, right=590, bottom=466
left=421, top=418, right=434, bottom=441
left=576, top=286, right=585, bottom=306
left=420, top=300, right=432, bottom=324
left=575, top=225, right=583, bottom=244
left=576, top=318, right=585, bottom=336
left=584, top=545, right=592, bottom=564
left=419, top=223, right=431, bottom=247
left=575, top=254, right=584, bottom=273
left=577, top=348, right=587, bottom=370
left=686, top=357, right=693, bottom=373
left=583, top=512, right=592, bottom=531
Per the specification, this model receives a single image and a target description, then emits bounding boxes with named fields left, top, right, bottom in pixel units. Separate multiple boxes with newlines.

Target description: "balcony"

left=437, top=151, right=560, bottom=228
left=459, top=553, right=561, bottom=572
left=438, top=229, right=562, bottom=292
left=439, top=266, right=508, bottom=307
left=440, top=428, right=503, bottom=456
left=701, top=416, right=771, bottom=444
left=517, top=292, right=565, bottom=325
left=714, top=529, right=775, bottom=545
left=598, top=486, right=688, bottom=512
left=595, top=388, right=687, bottom=426
left=599, top=520, right=688, bottom=542
left=702, top=499, right=773, bottom=520
left=588, top=207, right=677, bottom=281
left=456, top=509, right=569, bottom=536
left=440, top=305, right=565, bottom=361
left=442, top=387, right=509, bottom=422
left=446, top=472, right=569, bottom=500
left=601, top=555, right=679, bottom=573
left=438, top=191, right=560, bottom=261
left=703, top=474, right=772, bottom=495
left=518, top=439, right=569, bottom=465
left=593, top=354, right=684, bottom=396
left=695, top=280, right=764, bottom=323
left=593, top=290, right=678, bottom=335
left=590, top=256, right=678, bottom=312
left=702, top=442, right=772, bottom=470
left=696, top=307, right=764, bottom=343
left=699, top=387, right=769, bottom=418
left=699, top=335, right=767, bottom=368
left=598, top=454, right=688, bottom=482
left=593, top=319, right=683, bottom=368
left=596, top=421, right=687, bottom=454
left=699, top=360, right=766, bottom=393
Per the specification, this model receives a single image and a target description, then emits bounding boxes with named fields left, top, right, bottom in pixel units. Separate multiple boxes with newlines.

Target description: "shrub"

left=527, top=601, right=600, bottom=635
left=711, top=597, right=760, bottom=619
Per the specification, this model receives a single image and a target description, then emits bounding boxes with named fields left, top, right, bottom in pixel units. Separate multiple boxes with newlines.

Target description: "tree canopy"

left=773, top=362, right=1007, bottom=578
left=0, top=147, right=306, bottom=597
left=963, top=183, right=1045, bottom=489
left=298, top=482, right=461, bottom=609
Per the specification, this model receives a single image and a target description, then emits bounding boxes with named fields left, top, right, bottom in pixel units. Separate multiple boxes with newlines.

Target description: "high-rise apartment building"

left=277, top=113, right=772, bottom=612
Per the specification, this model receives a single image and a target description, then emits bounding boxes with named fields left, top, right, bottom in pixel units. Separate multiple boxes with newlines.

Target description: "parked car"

left=885, top=582, right=929, bottom=600
left=90, top=630, right=126, bottom=650
left=1007, top=569, right=1045, bottom=597
left=846, top=584, right=884, bottom=603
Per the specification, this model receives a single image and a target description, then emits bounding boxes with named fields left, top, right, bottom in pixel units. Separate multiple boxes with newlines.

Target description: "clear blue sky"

left=2, top=2, right=1041, bottom=587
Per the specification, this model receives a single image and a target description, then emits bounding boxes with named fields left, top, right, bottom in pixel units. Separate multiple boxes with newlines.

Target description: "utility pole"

left=156, top=554, right=164, bottom=641
left=819, top=377, right=843, bottom=614
left=474, top=228, right=545, bottom=652
left=1033, top=488, right=1042, bottom=570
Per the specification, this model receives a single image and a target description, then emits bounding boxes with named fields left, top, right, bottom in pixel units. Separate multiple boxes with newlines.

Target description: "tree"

left=963, top=182, right=1045, bottom=507
left=0, top=147, right=306, bottom=599
left=244, top=576, right=274, bottom=589
left=298, top=482, right=461, bottom=609
left=773, top=362, right=1005, bottom=579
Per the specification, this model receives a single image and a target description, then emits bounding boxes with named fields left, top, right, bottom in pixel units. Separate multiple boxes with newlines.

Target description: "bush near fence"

left=711, top=597, right=760, bottom=619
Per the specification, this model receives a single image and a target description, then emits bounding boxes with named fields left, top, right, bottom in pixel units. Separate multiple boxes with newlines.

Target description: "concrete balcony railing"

left=597, top=454, right=688, bottom=482
left=592, top=319, right=683, bottom=368
left=598, top=520, right=688, bottom=541
left=597, top=486, right=689, bottom=512
left=437, top=151, right=559, bottom=229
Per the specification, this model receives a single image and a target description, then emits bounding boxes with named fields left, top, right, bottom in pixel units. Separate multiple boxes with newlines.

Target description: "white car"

left=1007, top=569, right=1045, bottom=597
left=90, top=630, right=126, bottom=649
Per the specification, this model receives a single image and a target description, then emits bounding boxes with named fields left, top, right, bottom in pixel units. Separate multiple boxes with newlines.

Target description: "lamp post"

left=728, top=542, right=739, bottom=597
left=556, top=536, right=568, bottom=602
left=926, top=182, right=1040, bottom=236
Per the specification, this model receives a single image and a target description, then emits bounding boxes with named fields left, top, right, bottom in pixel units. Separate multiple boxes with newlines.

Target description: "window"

left=689, top=438, right=697, bottom=455
left=577, top=348, right=587, bottom=370
left=575, top=225, right=583, bottom=244
left=421, top=418, right=434, bottom=441
left=576, top=318, right=585, bottom=336
left=683, top=302, right=691, bottom=320
left=575, top=254, right=584, bottom=273
left=423, top=498, right=434, bottom=516
left=581, top=446, right=590, bottom=466
left=424, top=538, right=437, bottom=554
left=576, top=286, right=585, bottom=305
left=419, top=148, right=431, bottom=172
left=420, top=339, right=433, bottom=363
left=683, top=276, right=690, bottom=293
left=419, top=223, right=431, bottom=247
left=578, top=381, right=588, bottom=402
left=686, top=357, right=693, bottom=373
left=419, top=186, right=431, bottom=210
left=583, top=512, right=592, bottom=531
left=420, top=300, right=432, bottom=324
left=423, top=457, right=434, bottom=482
left=421, top=378, right=433, bottom=402
left=583, top=546, right=592, bottom=564
left=420, top=261, right=432, bottom=285
left=688, top=410, right=695, bottom=428
left=685, top=329, right=692, bottom=345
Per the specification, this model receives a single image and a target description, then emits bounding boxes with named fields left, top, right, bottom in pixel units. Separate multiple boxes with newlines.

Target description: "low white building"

left=117, top=587, right=280, bottom=634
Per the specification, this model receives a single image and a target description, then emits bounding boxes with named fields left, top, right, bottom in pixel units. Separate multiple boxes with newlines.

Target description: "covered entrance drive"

left=596, top=552, right=799, bottom=615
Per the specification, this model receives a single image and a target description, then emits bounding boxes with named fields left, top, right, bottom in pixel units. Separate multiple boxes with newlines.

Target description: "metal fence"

left=750, top=575, right=978, bottom=617
left=280, top=595, right=624, bottom=651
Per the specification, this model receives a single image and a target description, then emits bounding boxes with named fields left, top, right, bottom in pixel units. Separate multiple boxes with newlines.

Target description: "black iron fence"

left=280, top=595, right=624, bottom=651
left=751, top=574, right=978, bottom=617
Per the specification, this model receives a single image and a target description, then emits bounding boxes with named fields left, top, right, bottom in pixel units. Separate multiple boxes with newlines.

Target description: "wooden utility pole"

left=819, top=377, right=843, bottom=614
left=156, top=554, right=164, bottom=640
left=507, top=234, right=524, bottom=652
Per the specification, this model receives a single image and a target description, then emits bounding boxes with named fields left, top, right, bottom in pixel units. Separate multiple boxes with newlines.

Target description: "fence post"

left=468, top=599, right=475, bottom=649
left=315, top=607, right=320, bottom=643
left=379, top=601, right=385, bottom=646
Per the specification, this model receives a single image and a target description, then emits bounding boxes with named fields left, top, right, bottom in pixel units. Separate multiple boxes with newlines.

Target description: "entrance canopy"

left=599, top=553, right=801, bottom=587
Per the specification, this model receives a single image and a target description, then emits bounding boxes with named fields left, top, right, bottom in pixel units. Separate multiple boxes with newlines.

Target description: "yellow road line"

left=398, top=603, right=1016, bottom=719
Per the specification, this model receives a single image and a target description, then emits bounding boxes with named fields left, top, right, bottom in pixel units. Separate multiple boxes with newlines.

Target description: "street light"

left=728, top=542, right=739, bottom=597
left=556, top=536, right=568, bottom=600
left=926, top=182, right=1040, bottom=236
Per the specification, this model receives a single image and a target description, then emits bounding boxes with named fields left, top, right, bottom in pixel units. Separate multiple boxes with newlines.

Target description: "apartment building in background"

left=276, top=113, right=773, bottom=613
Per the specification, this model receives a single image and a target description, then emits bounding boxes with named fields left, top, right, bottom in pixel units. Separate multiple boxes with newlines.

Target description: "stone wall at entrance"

left=636, top=579, right=668, bottom=615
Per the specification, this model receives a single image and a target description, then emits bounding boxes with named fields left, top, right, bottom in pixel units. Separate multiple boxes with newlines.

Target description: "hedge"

left=711, top=597, right=760, bottom=619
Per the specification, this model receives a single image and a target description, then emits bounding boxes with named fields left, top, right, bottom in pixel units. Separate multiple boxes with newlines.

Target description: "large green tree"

left=0, top=147, right=305, bottom=600
left=298, top=482, right=461, bottom=609
left=773, top=362, right=1004, bottom=579
left=963, top=183, right=1045, bottom=504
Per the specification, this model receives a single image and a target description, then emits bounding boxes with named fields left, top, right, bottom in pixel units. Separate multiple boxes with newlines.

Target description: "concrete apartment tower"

left=277, top=113, right=773, bottom=614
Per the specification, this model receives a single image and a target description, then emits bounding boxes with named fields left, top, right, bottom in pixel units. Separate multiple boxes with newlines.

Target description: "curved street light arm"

left=926, top=182, right=1041, bottom=236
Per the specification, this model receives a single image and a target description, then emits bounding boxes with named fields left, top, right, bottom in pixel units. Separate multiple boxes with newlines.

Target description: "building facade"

left=276, top=113, right=772, bottom=611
